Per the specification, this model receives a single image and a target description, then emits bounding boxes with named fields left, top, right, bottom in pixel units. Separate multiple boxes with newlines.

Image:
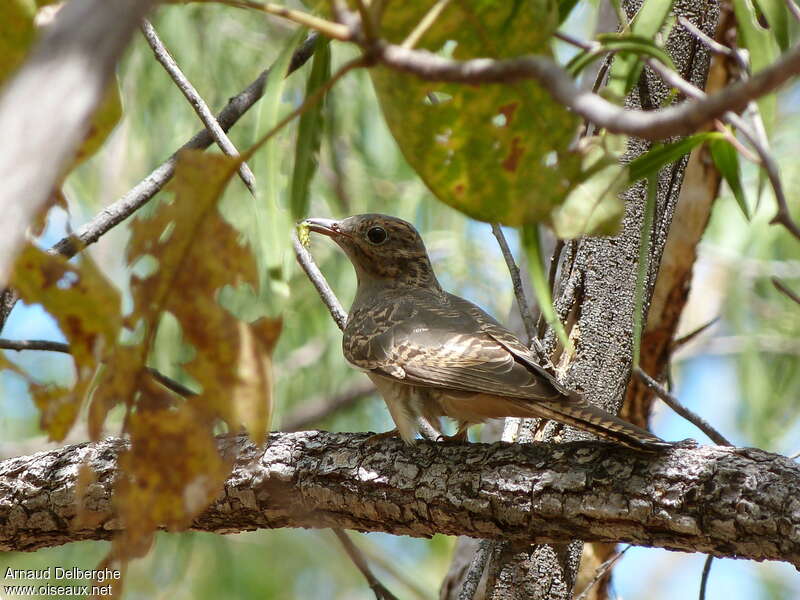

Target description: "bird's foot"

left=365, top=428, right=401, bottom=443
left=437, top=429, right=469, bottom=443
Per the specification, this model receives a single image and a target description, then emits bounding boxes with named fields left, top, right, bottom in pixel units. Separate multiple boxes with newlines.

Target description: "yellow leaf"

left=10, top=244, right=121, bottom=440
left=114, top=400, right=229, bottom=557
left=232, top=317, right=282, bottom=445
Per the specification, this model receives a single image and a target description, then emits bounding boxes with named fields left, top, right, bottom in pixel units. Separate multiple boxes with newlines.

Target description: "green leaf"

left=627, top=132, right=721, bottom=183
left=522, top=224, right=571, bottom=351
left=567, top=34, right=677, bottom=77
left=755, top=0, right=791, bottom=51
left=552, top=134, right=627, bottom=238
left=606, top=0, right=676, bottom=100
left=558, top=0, right=581, bottom=23
left=709, top=138, right=750, bottom=220
left=371, top=0, right=585, bottom=227
left=290, top=37, right=331, bottom=220
left=632, top=175, right=658, bottom=367
left=733, top=0, right=780, bottom=132
left=251, top=29, right=307, bottom=310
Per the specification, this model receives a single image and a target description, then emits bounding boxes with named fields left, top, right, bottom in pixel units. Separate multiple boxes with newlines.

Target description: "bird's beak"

left=304, top=217, right=346, bottom=239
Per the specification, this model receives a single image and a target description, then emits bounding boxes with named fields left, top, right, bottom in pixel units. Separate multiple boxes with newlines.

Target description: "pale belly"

left=366, top=373, right=532, bottom=442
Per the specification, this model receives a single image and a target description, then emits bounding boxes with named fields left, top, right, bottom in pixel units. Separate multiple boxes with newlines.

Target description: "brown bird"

left=305, top=213, right=668, bottom=450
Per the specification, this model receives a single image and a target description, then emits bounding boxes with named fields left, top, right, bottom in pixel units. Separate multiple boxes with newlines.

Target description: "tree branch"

left=1, top=432, right=798, bottom=567
left=140, top=19, right=257, bottom=196
left=634, top=367, right=733, bottom=447
left=369, top=40, right=800, bottom=141
left=292, top=230, right=347, bottom=330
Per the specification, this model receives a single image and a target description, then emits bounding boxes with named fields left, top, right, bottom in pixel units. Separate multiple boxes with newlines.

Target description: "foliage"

left=0, top=0, right=798, bottom=598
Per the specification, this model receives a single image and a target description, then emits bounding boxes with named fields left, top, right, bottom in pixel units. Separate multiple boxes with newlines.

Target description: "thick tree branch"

left=1, top=432, right=798, bottom=568
left=369, top=40, right=800, bottom=141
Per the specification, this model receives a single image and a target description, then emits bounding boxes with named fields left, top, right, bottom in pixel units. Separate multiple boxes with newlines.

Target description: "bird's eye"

left=366, top=226, right=388, bottom=245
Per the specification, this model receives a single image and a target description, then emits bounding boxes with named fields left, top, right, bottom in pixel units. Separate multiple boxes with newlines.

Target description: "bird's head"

left=304, top=214, right=440, bottom=291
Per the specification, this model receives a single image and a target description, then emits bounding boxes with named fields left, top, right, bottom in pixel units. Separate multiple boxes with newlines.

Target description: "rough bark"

left=477, top=2, right=721, bottom=597
left=621, top=5, right=735, bottom=431
left=1, top=432, right=798, bottom=570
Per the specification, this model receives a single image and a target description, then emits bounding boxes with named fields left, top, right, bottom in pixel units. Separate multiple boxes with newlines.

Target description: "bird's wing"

left=343, top=290, right=562, bottom=401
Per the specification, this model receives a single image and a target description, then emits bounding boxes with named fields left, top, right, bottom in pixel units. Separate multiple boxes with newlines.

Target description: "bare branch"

left=3, top=432, right=799, bottom=567
left=371, top=41, right=800, bottom=141
left=0, top=0, right=158, bottom=287
left=698, top=555, right=714, bottom=600
left=786, top=0, right=800, bottom=22
left=490, top=225, right=539, bottom=351
left=211, top=0, right=351, bottom=40
left=672, top=317, right=719, bottom=349
left=0, top=338, right=196, bottom=399
left=401, top=0, right=453, bottom=49
left=678, top=16, right=734, bottom=58
left=332, top=528, right=400, bottom=600
left=773, top=277, right=800, bottom=306
left=0, top=339, right=70, bottom=354
left=633, top=367, right=733, bottom=447
left=574, top=545, right=629, bottom=600
left=140, top=19, right=257, bottom=196
left=292, top=231, right=347, bottom=330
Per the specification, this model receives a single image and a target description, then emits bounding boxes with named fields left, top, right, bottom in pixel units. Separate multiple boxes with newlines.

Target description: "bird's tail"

left=514, top=394, right=670, bottom=451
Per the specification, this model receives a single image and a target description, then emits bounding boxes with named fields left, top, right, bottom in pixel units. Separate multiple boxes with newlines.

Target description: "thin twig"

left=208, top=0, right=351, bottom=40
left=678, top=16, right=734, bottom=58
left=401, top=0, right=453, bottom=49
left=354, top=537, right=433, bottom=600
left=0, top=338, right=197, bottom=398
left=490, top=224, right=538, bottom=350
left=281, top=379, right=375, bottom=431
left=140, top=19, right=257, bottom=196
left=574, top=545, right=630, bottom=600
left=0, top=338, right=70, bottom=353
left=671, top=317, right=719, bottom=349
left=553, top=30, right=595, bottom=52
left=645, top=57, right=800, bottom=242
left=698, top=555, right=714, bottom=600
left=145, top=367, right=197, bottom=397
left=332, top=529, right=400, bottom=600
left=0, top=35, right=319, bottom=334
left=772, top=277, right=800, bottom=306
left=786, top=0, right=800, bottom=22
left=292, top=231, right=347, bottom=330
left=789, top=449, right=800, bottom=460
left=634, top=367, right=733, bottom=446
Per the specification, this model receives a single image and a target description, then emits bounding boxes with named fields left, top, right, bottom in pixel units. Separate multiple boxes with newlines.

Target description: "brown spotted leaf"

left=123, top=151, right=260, bottom=429
left=10, top=243, right=121, bottom=440
left=114, top=390, right=229, bottom=556
left=371, top=0, right=584, bottom=227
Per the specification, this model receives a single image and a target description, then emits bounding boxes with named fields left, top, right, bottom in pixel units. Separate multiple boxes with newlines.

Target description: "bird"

left=303, top=213, right=669, bottom=450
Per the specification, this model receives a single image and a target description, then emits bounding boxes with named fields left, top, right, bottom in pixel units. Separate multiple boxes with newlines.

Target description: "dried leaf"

left=114, top=400, right=229, bottom=556
left=11, top=244, right=121, bottom=440
left=232, top=317, right=282, bottom=446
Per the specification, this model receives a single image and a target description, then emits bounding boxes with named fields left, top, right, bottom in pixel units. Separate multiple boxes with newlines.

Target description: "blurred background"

left=1, top=1, right=799, bottom=598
